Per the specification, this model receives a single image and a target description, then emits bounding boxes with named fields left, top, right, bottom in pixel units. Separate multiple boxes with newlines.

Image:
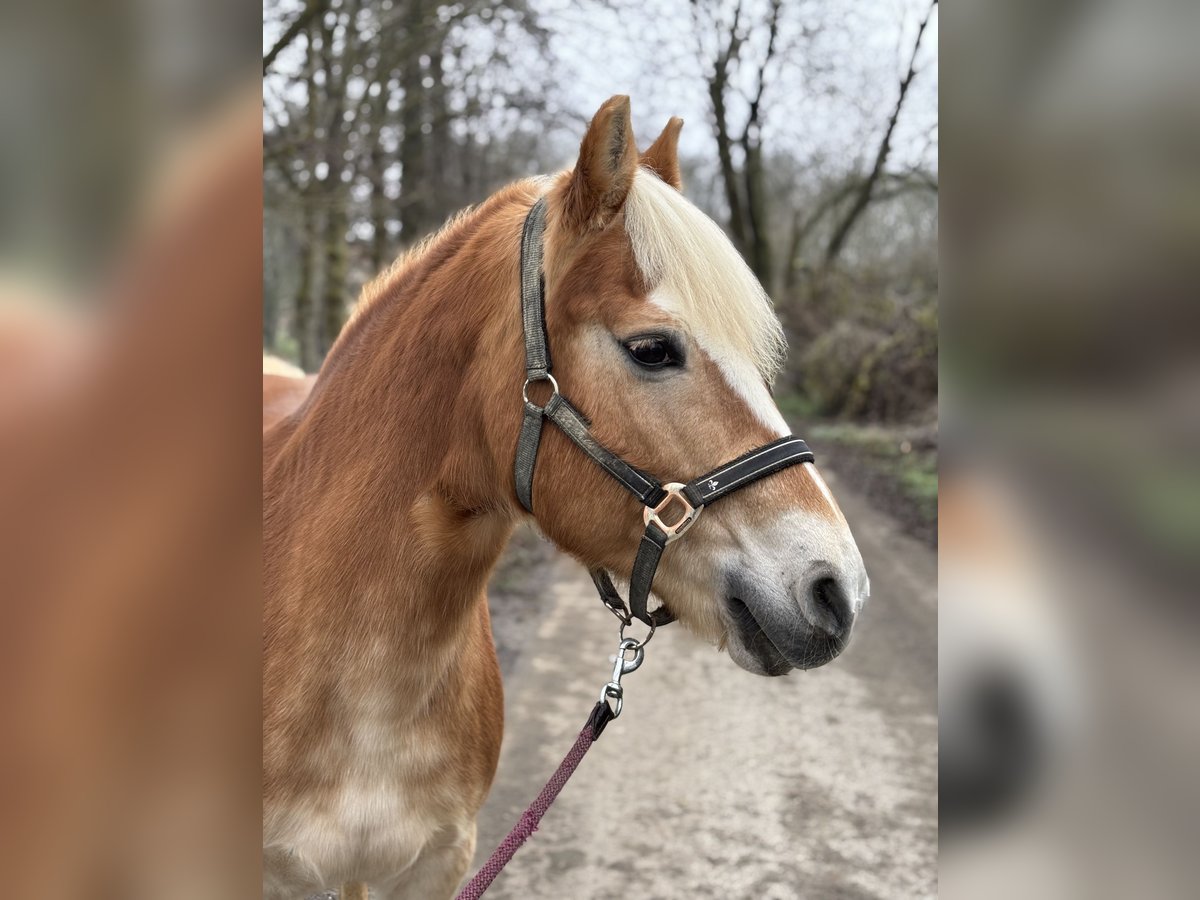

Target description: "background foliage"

left=263, top=0, right=938, bottom=528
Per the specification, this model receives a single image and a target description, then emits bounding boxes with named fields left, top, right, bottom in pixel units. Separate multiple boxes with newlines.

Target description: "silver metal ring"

left=521, top=373, right=559, bottom=407
left=600, top=682, right=624, bottom=718
left=602, top=598, right=632, bottom=625
left=620, top=615, right=657, bottom=646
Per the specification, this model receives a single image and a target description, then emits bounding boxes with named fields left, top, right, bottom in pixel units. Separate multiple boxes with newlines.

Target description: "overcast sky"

left=264, top=0, right=938, bottom=179
left=533, top=0, right=937, bottom=174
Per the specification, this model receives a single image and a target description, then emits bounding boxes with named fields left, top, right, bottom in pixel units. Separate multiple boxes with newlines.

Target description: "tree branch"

left=824, top=0, right=936, bottom=265
left=695, top=0, right=750, bottom=252
left=263, top=0, right=327, bottom=75
left=740, top=0, right=781, bottom=145
left=786, top=170, right=937, bottom=285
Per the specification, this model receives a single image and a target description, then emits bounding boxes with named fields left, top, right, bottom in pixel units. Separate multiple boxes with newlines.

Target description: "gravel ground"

left=470, top=469, right=937, bottom=899
left=485, top=523, right=563, bottom=678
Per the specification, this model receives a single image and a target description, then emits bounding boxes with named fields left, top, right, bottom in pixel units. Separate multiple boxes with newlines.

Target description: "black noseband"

left=512, top=197, right=814, bottom=630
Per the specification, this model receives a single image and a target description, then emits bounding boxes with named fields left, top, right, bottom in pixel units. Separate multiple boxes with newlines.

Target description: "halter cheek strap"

left=513, top=197, right=814, bottom=629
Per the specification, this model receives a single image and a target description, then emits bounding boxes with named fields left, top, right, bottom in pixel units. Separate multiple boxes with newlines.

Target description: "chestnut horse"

left=263, top=96, right=869, bottom=899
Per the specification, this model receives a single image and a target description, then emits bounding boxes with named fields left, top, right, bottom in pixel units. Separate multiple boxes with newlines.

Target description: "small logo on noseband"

left=707, top=479, right=719, bottom=491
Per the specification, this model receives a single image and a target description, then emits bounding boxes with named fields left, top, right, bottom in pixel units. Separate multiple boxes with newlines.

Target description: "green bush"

left=785, top=273, right=936, bottom=423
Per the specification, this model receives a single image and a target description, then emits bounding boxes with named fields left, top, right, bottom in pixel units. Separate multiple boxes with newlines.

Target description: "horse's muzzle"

left=724, top=569, right=861, bottom=675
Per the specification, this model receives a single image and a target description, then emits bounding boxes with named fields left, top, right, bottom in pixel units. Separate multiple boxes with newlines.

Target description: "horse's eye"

left=623, top=336, right=677, bottom=369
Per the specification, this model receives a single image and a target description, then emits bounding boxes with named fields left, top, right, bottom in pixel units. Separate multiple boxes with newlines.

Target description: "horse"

left=263, top=355, right=316, bottom=432
left=263, top=95, right=869, bottom=899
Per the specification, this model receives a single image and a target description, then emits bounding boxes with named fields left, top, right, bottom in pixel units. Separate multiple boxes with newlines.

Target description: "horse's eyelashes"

left=623, top=335, right=679, bottom=369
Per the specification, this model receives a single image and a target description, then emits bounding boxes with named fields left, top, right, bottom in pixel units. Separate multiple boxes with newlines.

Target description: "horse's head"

left=514, top=96, right=868, bottom=674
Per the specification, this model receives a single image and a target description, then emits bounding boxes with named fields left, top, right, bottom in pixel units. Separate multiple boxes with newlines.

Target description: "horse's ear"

left=640, top=117, right=684, bottom=190
left=562, top=95, right=639, bottom=231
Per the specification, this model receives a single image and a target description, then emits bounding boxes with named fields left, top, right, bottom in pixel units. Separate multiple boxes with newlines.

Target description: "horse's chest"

left=268, top=705, right=474, bottom=886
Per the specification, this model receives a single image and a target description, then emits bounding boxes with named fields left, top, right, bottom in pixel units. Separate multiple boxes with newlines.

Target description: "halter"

left=513, top=197, right=815, bottom=634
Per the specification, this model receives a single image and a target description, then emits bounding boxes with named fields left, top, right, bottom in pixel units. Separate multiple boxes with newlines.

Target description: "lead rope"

left=454, top=638, right=643, bottom=900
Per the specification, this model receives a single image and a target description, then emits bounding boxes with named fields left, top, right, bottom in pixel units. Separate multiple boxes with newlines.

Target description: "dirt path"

left=472, top=471, right=937, bottom=899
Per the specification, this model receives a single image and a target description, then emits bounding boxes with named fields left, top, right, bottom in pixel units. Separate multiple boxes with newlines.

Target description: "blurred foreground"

left=0, top=6, right=262, bottom=889
left=940, top=0, right=1199, bottom=896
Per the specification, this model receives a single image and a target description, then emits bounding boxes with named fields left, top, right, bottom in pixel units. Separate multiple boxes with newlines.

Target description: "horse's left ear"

left=640, top=117, right=684, bottom=190
left=562, top=95, right=639, bottom=232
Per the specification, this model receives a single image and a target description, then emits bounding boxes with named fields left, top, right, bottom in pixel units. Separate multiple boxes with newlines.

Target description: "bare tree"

left=689, top=0, right=783, bottom=285
left=315, top=0, right=361, bottom=357
left=784, top=170, right=938, bottom=290
left=824, top=0, right=937, bottom=265
left=263, top=0, right=559, bottom=366
left=295, top=18, right=322, bottom=370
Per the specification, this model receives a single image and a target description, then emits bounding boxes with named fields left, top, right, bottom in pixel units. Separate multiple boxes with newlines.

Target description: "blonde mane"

left=624, top=168, right=787, bottom=384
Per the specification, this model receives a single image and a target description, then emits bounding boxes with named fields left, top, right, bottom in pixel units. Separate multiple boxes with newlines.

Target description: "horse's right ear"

left=562, top=95, right=638, bottom=232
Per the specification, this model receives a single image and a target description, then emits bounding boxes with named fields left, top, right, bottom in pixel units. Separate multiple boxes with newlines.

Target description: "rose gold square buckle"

left=643, top=483, right=703, bottom=543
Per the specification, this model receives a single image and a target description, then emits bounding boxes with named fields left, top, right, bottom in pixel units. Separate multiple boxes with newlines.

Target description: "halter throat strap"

left=513, top=197, right=814, bottom=628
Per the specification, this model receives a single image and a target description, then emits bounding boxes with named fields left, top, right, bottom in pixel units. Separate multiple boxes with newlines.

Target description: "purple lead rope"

left=455, top=703, right=613, bottom=900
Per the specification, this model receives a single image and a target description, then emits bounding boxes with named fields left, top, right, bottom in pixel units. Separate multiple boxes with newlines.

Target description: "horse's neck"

left=264, top=211, right=521, bottom=693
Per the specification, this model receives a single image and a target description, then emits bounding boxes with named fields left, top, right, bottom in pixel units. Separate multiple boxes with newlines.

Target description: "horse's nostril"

left=810, top=576, right=851, bottom=633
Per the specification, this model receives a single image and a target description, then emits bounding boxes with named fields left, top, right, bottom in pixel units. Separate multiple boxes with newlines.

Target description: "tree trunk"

left=315, top=2, right=351, bottom=358
left=368, top=134, right=389, bottom=275
left=295, top=205, right=319, bottom=371
left=427, top=46, right=450, bottom=214
left=263, top=239, right=278, bottom=351
left=366, top=61, right=393, bottom=274
left=741, top=134, right=772, bottom=287
left=398, top=0, right=428, bottom=242
left=709, top=75, right=748, bottom=255
left=320, top=198, right=347, bottom=356
left=295, top=18, right=321, bottom=370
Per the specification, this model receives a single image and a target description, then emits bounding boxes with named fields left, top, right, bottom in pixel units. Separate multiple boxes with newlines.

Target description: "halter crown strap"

left=514, top=198, right=551, bottom=513
left=514, top=197, right=666, bottom=515
left=512, top=199, right=815, bottom=629
left=520, top=197, right=551, bottom=379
